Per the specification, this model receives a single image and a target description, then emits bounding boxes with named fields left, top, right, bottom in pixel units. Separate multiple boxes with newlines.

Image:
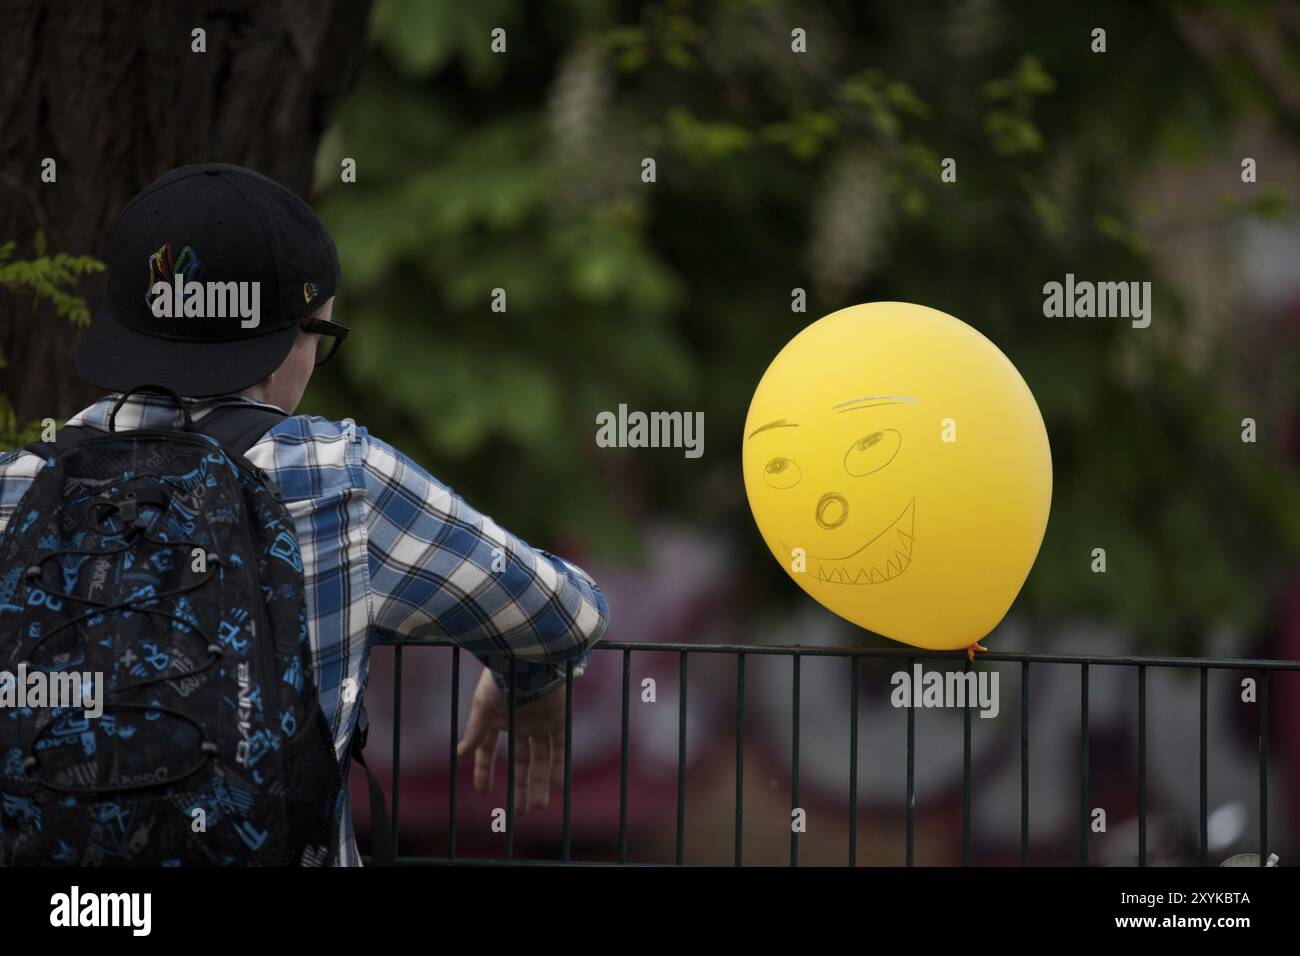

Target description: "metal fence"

left=365, top=638, right=1299, bottom=867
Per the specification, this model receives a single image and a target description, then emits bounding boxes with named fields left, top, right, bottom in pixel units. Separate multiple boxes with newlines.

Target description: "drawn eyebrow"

left=747, top=419, right=799, bottom=439
left=833, top=395, right=918, bottom=412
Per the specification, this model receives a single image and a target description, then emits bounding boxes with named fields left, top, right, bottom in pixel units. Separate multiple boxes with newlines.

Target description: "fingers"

left=459, top=705, right=498, bottom=795
left=457, top=693, right=566, bottom=811
left=457, top=697, right=494, bottom=760
left=455, top=723, right=477, bottom=760
left=472, top=731, right=501, bottom=795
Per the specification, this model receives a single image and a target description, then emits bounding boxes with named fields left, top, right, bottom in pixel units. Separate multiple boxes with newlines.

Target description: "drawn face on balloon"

left=742, top=302, right=1052, bottom=651
left=747, top=396, right=919, bottom=587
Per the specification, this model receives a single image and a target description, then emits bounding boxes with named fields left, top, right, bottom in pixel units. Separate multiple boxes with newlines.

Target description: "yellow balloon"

left=742, top=302, right=1052, bottom=650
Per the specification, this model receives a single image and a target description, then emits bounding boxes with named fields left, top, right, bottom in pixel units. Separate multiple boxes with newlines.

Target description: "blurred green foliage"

left=0, top=233, right=101, bottom=447
left=307, top=0, right=1300, bottom=650
left=0, top=233, right=102, bottom=326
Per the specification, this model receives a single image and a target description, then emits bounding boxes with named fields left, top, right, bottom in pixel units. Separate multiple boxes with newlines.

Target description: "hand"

left=456, top=667, right=566, bottom=814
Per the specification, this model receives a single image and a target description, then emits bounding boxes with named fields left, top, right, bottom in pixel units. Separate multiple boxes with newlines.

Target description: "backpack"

left=0, top=388, right=343, bottom=866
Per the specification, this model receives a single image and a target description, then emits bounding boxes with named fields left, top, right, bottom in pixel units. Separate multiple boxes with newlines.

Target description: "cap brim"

left=76, top=306, right=302, bottom=398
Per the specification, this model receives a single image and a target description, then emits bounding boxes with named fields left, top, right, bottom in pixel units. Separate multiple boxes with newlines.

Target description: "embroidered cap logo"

left=144, top=240, right=261, bottom=329
left=146, top=242, right=204, bottom=293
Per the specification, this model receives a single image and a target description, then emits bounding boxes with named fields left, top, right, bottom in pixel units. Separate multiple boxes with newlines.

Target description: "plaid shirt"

left=0, top=392, right=609, bottom=865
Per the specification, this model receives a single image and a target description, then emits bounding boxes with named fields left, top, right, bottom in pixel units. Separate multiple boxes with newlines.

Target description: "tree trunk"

left=0, top=0, right=371, bottom=421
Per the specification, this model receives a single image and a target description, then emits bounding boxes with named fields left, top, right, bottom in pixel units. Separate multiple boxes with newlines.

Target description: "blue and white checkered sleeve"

left=361, top=433, right=609, bottom=701
left=0, top=450, right=43, bottom=536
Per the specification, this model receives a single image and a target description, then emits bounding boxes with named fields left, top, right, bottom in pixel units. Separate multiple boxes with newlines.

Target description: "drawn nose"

left=815, top=492, right=848, bottom=529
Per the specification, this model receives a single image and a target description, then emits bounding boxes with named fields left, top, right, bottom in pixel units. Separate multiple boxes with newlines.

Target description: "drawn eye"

left=763, top=456, right=802, bottom=489
left=844, top=429, right=901, bottom=477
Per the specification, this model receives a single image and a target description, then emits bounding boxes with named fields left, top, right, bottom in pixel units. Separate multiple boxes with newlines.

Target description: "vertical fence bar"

left=391, top=643, right=403, bottom=849
left=619, top=649, right=631, bottom=864
left=1137, top=664, right=1146, bottom=868
left=790, top=653, right=801, bottom=867
left=1259, top=669, right=1268, bottom=867
left=1020, top=661, right=1029, bottom=866
left=1080, top=662, right=1088, bottom=866
left=962, top=655, right=972, bottom=866
left=735, top=652, right=745, bottom=867
left=849, top=656, right=858, bottom=868
left=676, top=651, right=687, bottom=866
left=448, top=645, right=459, bottom=859
left=562, top=659, right=574, bottom=863
left=906, top=656, right=914, bottom=867
left=505, top=660, right=516, bottom=860
left=1199, top=667, right=1208, bottom=866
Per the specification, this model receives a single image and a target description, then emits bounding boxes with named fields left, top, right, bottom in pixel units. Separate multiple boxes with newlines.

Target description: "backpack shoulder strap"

left=349, top=707, right=396, bottom=867
left=192, top=403, right=288, bottom=457
left=24, top=425, right=102, bottom=460
left=23, top=403, right=286, bottom=461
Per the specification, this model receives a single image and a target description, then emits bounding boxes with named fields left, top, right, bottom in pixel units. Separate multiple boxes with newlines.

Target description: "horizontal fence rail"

left=364, top=639, right=1298, bottom=867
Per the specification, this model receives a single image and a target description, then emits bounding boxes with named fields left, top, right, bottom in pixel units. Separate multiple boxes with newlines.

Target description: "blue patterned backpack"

left=0, top=388, right=341, bottom=865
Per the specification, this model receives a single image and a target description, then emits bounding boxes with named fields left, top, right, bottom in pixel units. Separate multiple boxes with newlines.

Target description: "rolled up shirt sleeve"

left=362, top=432, right=609, bottom=701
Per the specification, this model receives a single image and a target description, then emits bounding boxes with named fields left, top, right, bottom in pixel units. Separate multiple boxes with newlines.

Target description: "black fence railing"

left=364, top=639, right=1299, bottom=867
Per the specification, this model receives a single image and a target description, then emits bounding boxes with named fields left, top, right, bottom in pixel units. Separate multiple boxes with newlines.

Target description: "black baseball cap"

left=76, top=163, right=341, bottom=397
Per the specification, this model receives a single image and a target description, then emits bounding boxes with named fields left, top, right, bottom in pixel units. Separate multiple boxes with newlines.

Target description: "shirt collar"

left=66, top=392, right=289, bottom=432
